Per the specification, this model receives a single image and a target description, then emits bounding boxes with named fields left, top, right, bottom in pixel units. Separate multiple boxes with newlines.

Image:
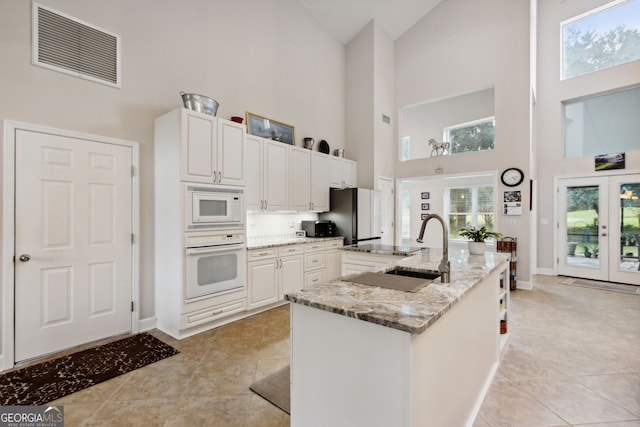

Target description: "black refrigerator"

left=319, top=188, right=381, bottom=245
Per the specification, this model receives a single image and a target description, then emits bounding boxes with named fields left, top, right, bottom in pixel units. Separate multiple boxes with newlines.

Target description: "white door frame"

left=2, top=120, right=140, bottom=371
left=377, top=176, right=394, bottom=245
left=553, top=169, right=640, bottom=283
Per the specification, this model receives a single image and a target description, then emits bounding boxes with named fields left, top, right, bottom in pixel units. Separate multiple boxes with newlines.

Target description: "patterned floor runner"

left=0, top=333, right=179, bottom=405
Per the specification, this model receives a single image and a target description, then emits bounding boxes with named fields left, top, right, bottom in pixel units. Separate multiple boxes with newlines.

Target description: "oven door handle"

left=185, top=244, right=245, bottom=255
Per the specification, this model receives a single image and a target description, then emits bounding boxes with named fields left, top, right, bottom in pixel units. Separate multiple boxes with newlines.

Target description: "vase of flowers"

left=459, top=226, right=503, bottom=255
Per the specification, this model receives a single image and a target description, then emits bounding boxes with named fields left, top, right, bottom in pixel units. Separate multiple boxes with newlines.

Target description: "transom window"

left=562, top=0, right=640, bottom=80
left=444, top=117, right=495, bottom=154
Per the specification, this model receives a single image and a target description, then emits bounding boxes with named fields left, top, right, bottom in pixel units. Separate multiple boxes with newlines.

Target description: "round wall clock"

left=501, top=167, right=524, bottom=187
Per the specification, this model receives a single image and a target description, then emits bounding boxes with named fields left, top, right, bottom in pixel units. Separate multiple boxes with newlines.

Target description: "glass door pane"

left=558, top=177, right=608, bottom=281
left=566, top=185, right=600, bottom=268
left=610, top=175, right=640, bottom=284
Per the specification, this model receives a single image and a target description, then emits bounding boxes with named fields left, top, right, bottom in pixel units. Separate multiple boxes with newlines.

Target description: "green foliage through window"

left=562, top=0, right=640, bottom=80
left=445, top=118, right=495, bottom=154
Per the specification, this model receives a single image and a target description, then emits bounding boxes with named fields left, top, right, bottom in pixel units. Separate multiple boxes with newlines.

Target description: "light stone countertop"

left=285, top=249, right=509, bottom=335
left=246, top=236, right=344, bottom=250
left=340, top=243, right=423, bottom=257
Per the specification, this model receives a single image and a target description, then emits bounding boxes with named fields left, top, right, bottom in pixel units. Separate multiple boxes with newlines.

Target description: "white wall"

left=401, top=88, right=495, bottom=160
left=536, top=0, right=640, bottom=271
left=346, top=20, right=395, bottom=189
left=0, top=0, right=346, bottom=336
left=346, top=22, right=375, bottom=188
left=394, top=0, right=531, bottom=281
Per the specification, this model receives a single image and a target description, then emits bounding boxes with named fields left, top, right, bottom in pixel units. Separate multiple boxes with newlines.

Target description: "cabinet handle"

left=218, top=171, right=222, bottom=183
left=259, top=252, right=269, bottom=256
left=265, top=200, right=268, bottom=210
left=212, top=170, right=217, bottom=183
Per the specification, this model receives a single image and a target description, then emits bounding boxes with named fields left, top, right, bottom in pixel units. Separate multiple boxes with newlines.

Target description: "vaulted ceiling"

left=296, top=0, right=443, bottom=44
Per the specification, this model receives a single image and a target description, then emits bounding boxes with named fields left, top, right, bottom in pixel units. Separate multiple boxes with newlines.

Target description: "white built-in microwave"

left=185, top=184, right=244, bottom=230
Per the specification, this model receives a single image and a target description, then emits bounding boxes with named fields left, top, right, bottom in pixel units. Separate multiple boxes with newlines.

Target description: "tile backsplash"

left=246, top=212, right=319, bottom=242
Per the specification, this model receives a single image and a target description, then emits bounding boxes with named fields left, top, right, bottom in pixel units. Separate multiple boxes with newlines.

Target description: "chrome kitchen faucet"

left=416, top=214, right=451, bottom=283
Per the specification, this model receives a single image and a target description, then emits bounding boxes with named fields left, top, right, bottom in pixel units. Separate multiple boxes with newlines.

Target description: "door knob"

left=18, top=254, right=31, bottom=262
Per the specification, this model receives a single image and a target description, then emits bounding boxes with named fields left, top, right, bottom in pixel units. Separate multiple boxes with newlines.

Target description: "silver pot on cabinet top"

left=303, top=137, right=315, bottom=149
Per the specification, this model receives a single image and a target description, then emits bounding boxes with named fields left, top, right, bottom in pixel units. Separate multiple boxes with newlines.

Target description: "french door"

left=557, top=174, right=640, bottom=285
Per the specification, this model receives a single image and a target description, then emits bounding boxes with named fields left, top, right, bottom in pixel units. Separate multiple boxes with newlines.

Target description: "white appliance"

left=185, top=184, right=244, bottom=230
left=184, top=230, right=246, bottom=300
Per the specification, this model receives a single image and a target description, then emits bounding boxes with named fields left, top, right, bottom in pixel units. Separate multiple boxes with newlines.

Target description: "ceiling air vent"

left=32, top=2, right=121, bottom=88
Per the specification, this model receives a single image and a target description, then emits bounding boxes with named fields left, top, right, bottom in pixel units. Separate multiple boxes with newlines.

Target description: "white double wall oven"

left=183, top=184, right=246, bottom=301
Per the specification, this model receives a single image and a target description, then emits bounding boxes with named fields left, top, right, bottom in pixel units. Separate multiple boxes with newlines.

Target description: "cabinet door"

left=304, top=269, right=326, bottom=288
left=326, top=250, right=342, bottom=281
left=264, top=140, right=289, bottom=211
left=343, top=159, right=357, bottom=188
left=217, top=119, right=245, bottom=186
left=281, top=255, right=304, bottom=295
left=310, top=152, right=329, bottom=211
left=181, top=111, right=215, bottom=183
left=289, top=147, right=311, bottom=211
left=248, top=259, right=279, bottom=309
left=244, top=134, right=264, bottom=211
left=328, top=156, right=343, bottom=188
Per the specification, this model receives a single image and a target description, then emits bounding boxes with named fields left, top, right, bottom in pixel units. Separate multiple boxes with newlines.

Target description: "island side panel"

left=410, top=267, right=501, bottom=427
left=291, top=304, right=411, bottom=427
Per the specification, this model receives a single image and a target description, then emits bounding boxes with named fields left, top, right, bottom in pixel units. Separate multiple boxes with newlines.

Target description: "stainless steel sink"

left=384, top=267, right=441, bottom=281
left=348, top=267, right=441, bottom=293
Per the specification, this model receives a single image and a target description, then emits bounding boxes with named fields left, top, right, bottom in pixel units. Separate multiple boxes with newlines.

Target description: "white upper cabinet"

left=329, top=156, right=357, bottom=188
left=289, top=148, right=329, bottom=212
left=180, top=109, right=244, bottom=185
left=245, top=136, right=290, bottom=211
left=217, top=119, right=245, bottom=185
left=290, top=147, right=312, bottom=211
left=264, top=140, right=290, bottom=211
left=310, top=152, right=329, bottom=211
left=244, top=134, right=264, bottom=211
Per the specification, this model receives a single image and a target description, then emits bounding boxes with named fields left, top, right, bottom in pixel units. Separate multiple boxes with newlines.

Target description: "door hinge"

left=131, top=166, right=135, bottom=177
left=131, top=301, right=135, bottom=312
left=131, top=233, right=135, bottom=244
left=556, top=257, right=559, bottom=264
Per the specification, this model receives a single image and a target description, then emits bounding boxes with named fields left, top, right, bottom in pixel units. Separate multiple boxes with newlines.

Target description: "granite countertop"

left=247, top=236, right=344, bottom=250
left=285, top=249, right=509, bottom=335
left=341, top=243, right=423, bottom=257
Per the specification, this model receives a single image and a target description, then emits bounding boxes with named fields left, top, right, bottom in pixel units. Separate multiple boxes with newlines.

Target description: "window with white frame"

left=562, top=0, right=640, bottom=80
left=444, top=117, right=495, bottom=154
left=446, top=186, right=496, bottom=239
left=400, top=136, right=411, bottom=161
left=400, top=190, right=411, bottom=239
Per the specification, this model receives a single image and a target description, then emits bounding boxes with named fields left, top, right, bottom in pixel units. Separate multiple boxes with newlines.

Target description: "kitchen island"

left=285, top=248, right=509, bottom=427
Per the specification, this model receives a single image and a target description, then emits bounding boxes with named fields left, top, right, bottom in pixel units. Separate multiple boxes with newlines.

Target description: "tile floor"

left=50, top=275, right=640, bottom=426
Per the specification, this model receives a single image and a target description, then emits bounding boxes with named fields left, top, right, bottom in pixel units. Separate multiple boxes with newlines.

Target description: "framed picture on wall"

left=421, top=192, right=430, bottom=199
left=421, top=203, right=430, bottom=210
left=246, top=112, right=295, bottom=145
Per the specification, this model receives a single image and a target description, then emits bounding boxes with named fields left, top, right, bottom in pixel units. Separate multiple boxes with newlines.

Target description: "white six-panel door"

left=14, top=129, right=133, bottom=363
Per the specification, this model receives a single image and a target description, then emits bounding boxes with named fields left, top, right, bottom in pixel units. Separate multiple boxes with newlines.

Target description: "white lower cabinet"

left=247, top=245, right=303, bottom=309
left=325, top=239, right=344, bottom=280
left=181, top=298, right=247, bottom=330
left=304, top=241, right=326, bottom=288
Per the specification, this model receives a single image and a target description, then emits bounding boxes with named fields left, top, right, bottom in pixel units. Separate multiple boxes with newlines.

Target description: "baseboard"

left=138, top=316, right=157, bottom=332
left=535, top=267, right=554, bottom=276
left=516, top=280, right=533, bottom=290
